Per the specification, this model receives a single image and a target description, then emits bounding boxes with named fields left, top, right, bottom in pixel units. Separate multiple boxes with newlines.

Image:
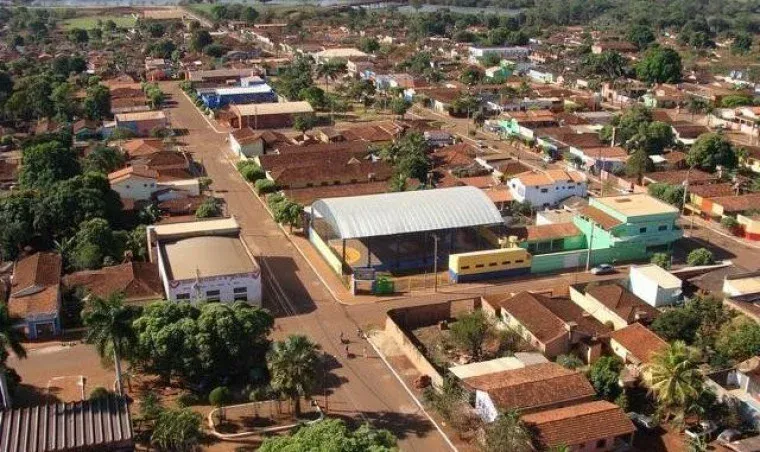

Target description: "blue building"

left=199, top=84, right=276, bottom=110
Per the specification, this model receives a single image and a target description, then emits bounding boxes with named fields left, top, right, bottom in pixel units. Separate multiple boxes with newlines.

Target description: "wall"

left=309, top=228, right=344, bottom=275
left=168, top=273, right=262, bottom=305
left=569, top=286, right=627, bottom=330
left=111, top=176, right=157, bottom=201
left=738, top=214, right=760, bottom=240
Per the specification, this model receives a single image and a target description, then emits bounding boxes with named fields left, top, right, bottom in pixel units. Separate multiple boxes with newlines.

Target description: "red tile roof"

left=710, top=193, right=760, bottom=213
left=62, top=262, right=163, bottom=303
left=121, top=139, right=165, bottom=157
left=522, top=400, right=635, bottom=449
left=462, top=363, right=596, bottom=413
left=585, top=283, right=660, bottom=324
left=609, top=322, right=667, bottom=364
left=9, top=252, right=62, bottom=319
left=483, top=292, right=569, bottom=343
left=108, top=165, right=158, bottom=183
left=509, top=223, right=582, bottom=242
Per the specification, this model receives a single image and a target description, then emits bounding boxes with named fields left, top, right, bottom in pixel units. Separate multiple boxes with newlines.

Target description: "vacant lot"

left=62, top=15, right=136, bottom=30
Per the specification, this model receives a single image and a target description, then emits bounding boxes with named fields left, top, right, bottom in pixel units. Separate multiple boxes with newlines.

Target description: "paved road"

left=161, top=83, right=452, bottom=451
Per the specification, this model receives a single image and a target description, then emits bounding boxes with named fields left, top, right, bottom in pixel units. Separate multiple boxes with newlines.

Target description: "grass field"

left=62, top=15, right=136, bottom=30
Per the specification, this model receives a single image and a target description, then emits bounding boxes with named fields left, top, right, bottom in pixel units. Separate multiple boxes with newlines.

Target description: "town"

left=0, top=1, right=759, bottom=451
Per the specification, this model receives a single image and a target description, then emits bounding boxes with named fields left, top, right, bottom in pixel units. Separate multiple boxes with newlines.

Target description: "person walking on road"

left=345, top=344, right=350, bottom=358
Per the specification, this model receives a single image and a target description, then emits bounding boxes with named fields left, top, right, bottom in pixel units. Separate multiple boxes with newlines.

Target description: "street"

left=161, top=82, right=453, bottom=451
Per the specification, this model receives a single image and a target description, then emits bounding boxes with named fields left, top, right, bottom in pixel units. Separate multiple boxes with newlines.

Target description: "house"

left=423, top=130, right=453, bottom=147
left=573, top=194, right=683, bottom=265
left=627, top=264, right=683, bottom=307
left=722, top=272, right=760, bottom=323
left=468, top=46, right=530, bottom=64
left=114, top=110, right=168, bottom=137
left=147, top=218, right=262, bottom=304
left=570, top=282, right=660, bottom=330
left=591, top=41, right=639, bottom=54
left=62, top=261, right=163, bottom=306
left=508, top=223, right=587, bottom=255
left=483, top=291, right=609, bottom=362
left=507, top=169, right=587, bottom=208
left=706, top=357, right=760, bottom=429
left=186, top=68, right=259, bottom=85
left=131, top=151, right=190, bottom=173
left=72, top=119, right=101, bottom=141
left=226, top=101, right=313, bottom=129
left=462, top=362, right=596, bottom=422
left=0, top=396, right=134, bottom=451
left=671, top=122, right=710, bottom=146
left=609, top=322, right=668, bottom=367
left=229, top=127, right=265, bottom=158
left=108, top=166, right=159, bottom=201
left=569, top=146, right=628, bottom=173
left=121, top=138, right=165, bottom=158
left=7, top=252, right=62, bottom=339
left=498, top=110, right=559, bottom=140
left=522, top=400, right=636, bottom=451
left=312, top=47, right=367, bottom=64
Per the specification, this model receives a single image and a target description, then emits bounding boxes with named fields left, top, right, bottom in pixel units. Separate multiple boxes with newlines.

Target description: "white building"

left=468, top=46, right=530, bottom=64
left=229, top=127, right=264, bottom=159
left=147, top=218, right=262, bottom=305
left=627, top=264, right=683, bottom=307
left=108, top=166, right=199, bottom=202
left=507, top=169, right=587, bottom=209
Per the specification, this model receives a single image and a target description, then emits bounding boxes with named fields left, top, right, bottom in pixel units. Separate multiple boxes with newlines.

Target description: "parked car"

left=686, top=421, right=719, bottom=441
left=590, top=263, right=615, bottom=275
left=627, top=412, right=657, bottom=430
left=718, top=429, right=742, bottom=444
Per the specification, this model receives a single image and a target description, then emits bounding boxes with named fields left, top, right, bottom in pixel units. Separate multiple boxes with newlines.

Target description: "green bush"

left=254, top=179, right=277, bottom=194
left=90, top=387, right=111, bottom=400
left=687, top=248, right=715, bottom=266
left=0, top=135, right=13, bottom=146
left=720, top=216, right=740, bottom=232
left=209, top=386, right=231, bottom=407
left=650, top=252, right=671, bottom=270
left=176, top=391, right=200, bottom=408
left=240, top=165, right=265, bottom=182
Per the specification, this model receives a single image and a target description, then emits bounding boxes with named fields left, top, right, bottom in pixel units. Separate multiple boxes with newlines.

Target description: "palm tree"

left=82, top=293, right=137, bottom=395
left=316, top=60, right=347, bottom=93
left=483, top=410, right=534, bottom=452
left=267, top=335, right=320, bottom=417
left=645, top=340, right=704, bottom=424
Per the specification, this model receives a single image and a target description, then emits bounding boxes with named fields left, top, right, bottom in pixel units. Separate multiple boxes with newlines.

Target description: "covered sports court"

left=308, top=187, right=505, bottom=275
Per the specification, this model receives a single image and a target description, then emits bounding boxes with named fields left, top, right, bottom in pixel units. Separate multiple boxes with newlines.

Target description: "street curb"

left=177, top=88, right=226, bottom=134
left=367, top=333, right=458, bottom=452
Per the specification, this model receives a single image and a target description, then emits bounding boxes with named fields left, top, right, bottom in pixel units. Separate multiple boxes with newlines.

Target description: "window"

left=502, top=261, right=510, bottom=265
left=234, top=294, right=247, bottom=301
left=233, top=287, right=247, bottom=294
left=206, top=290, right=221, bottom=302
left=475, top=264, right=485, bottom=268
left=639, top=227, right=647, bottom=233
left=334, top=180, right=341, bottom=185
left=488, top=262, right=497, bottom=267
left=658, top=225, right=668, bottom=231
left=176, top=293, right=190, bottom=300
left=515, top=259, right=524, bottom=263
left=306, top=183, right=314, bottom=187
left=540, top=188, right=548, bottom=193
left=461, top=265, right=470, bottom=270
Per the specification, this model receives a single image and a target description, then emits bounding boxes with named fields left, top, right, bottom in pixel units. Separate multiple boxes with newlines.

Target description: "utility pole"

left=585, top=222, right=595, bottom=272
left=682, top=166, right=692, bottom=236
left=432, top=234, right=440, bottom=292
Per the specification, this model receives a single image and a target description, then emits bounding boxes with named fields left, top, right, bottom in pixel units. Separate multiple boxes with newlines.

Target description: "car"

left=718, top=429, right=742, bottom=444
left=627, top=412, right=657, bottom=430
left=685, top=420, right=719, bottom=441
left=590, top=263, right=615, bottom=275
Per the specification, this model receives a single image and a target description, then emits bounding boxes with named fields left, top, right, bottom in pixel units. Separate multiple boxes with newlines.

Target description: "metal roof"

left=311, top=186, right=504, bottom=240
left=0, top=396, right=133, bottom=452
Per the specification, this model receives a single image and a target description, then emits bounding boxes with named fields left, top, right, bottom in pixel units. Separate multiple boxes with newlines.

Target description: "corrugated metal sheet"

left=0, top=396, right=133, bottom=452
left=312, top=186, right=504, bottom=239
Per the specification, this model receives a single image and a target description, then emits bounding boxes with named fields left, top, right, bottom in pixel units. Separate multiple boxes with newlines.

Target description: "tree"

left=650, top=252, right=672, bottom=270
left=70, top=218, right=126, bottom=270
left=83, top=145, right=125, bottom=174
left=189, top=29, right=213, bottom=53
left=600, top=105, right=652, bottom=147
left=151, top=408, right=202, bottom=452
left=483, top=410, right=533, bottom=452
left=651, top=309, right=701, bottom=343
left=732, top=33, right=753, bottom=54
left=629, top=121, right=674, bottom=155
left=556, top=354, right=584, bottom=370
left=422, top=376, right=467, bottom=424
left=449, top=310, right=491, bottom=361
left=625, top=149, right=654, bottom=183
left=358, top=37, right=380, bottom=54
left=645, top=341, right=704, bottom=423
left=242, top=6, right=259, bottom=24
left=388, top=98, right=411, bottom=119
left=259, top=418, right=397, bottom=452
left=715, top=316, right=760, bottom=362
left=316, top=60, right=347, bottom=93
left=721, top=94, right=753, bottom=108
left=293, top=113, right=317, bottom=134
left=82, top=293, right=138, bottom=395
left=195, top=198, right=222, bottom=218
left=636, top=46, right=683, bottom=84
left=587, top=356, right=623, bottom=401
left=0, top=303, right=26, bottom=360
left=50, top=82, right=77, bottom=121
left=627, top=24, right=656, bottom=50
left=19, top=141, right=80, bottom=190
left=68, top=27, right=88, bottom=44
left=687, top=248, right=714, bottom=266
left=299, top=86, right=327, bottom=110
left=268, top=335, right=320, bottom=417
left=82, top=84, right=111, bottom=120
left=720, top=216, right=740, bottom=232
left=460, top=66, right=484, bottom=86
left=203, top=43, right=226, bottom=58
left=648, top=182, right=685, bottom=208
left=582, top=51, right=628, bottom=81
left=274, top=56, right=314, bottom=101
left=272, top=198, right=303, bottom=232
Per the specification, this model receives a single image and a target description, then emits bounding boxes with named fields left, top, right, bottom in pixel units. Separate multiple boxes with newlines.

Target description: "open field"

left=61, top=15, right=136, bottom=30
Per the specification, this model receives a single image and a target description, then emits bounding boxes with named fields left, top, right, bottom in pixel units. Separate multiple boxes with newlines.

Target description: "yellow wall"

left=738, top=214, right=760, bottom=234
left=569, top=287, right=628, bottom=330
left=449, top=248, right=531, bottom=276
left=310, top=230, right=343, bottom=275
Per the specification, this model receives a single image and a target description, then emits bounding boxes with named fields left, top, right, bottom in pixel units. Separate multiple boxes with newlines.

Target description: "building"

left=198, top=84, right=276, bottom=109
left=229, top=127, right=265, bottom=158
left=312, top=47, right=367, bottom=63
left=570, top=146, right=629, bottom=173
left=0, top=396, right=134, bottom=451
left=507, top=169, right=587, bottom=208
left=570, top=282, right=660, bottom=330
left=108, top=166, right=159, bottom=201
left=483, top=291, right=609, bottom=362
left=591, top=41, right=638, bottom=54
left=573, top=194, right=683, bottom=264
left=706, top=357, right=760, bottom=429
left=7, top=252, right=62, bottom=339
left=462, top=362, right=596, bottom=422
left=309, top=187, right=505, bottom=274
left=227, top=101, right=314, bottom=129
left=609, top=322, right=668, bottom=367
left=63, top=261, right=164, bottom=306
left=114, top=111, right=168, bottom=137
left=522, top=400, right=636, bottom=451
left=147, top=218, right=262, bottom=305
left=722, top=271, right=760, bottom=323
left=627, top=264, right=682, bottom=307
left=468, top=46, right=530, bottom=64
left=186, top=68, right=259, bottom=85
